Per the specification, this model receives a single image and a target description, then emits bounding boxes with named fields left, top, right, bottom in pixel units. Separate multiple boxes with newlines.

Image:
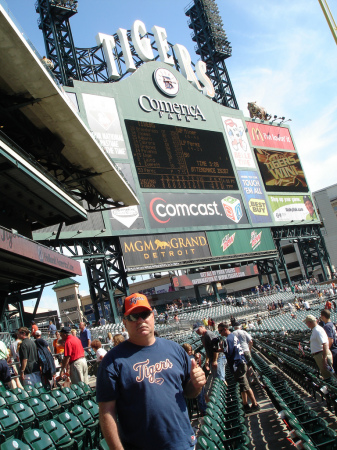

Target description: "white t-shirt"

left=96, top=348, right=107, bottom=361
left=233, top=329, right=252, bottom=352
left=310, top=325, right=328, bottom=354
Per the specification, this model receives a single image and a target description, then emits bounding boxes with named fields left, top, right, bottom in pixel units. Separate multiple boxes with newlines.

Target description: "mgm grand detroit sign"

left=96, top=20, right=215, bottom=102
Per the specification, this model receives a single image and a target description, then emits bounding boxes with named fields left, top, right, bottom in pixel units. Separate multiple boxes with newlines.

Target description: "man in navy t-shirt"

left=97, top=293, right=206, bottom=450
left=218, top=323, right=260, bottom=414
left=320, top=309, right=337, bottom=373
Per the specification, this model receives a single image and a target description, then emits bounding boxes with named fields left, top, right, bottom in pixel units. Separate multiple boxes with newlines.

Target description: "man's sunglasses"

left=125, top=310, right=152, bottom=322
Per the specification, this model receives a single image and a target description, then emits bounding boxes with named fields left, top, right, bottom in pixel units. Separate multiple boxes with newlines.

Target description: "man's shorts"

left=244, top=351, right=252, bottom=366
left=233, top=362, right=250, bottom=392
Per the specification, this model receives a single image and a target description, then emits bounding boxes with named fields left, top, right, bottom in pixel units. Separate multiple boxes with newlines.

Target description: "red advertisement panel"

left=0, top=227, right=81, bottom=275
left=246, top=121, right=295, bottom=151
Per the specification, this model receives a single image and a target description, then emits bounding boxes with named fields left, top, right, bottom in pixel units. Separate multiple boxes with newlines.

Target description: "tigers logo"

left=133, top=359, right=173, bottom=384
left=250, top=231, right=262, bottom=250
left=129, top=296, right=144, bottom=305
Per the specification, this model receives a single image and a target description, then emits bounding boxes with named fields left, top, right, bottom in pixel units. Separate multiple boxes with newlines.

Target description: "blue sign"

left=238, top=171, right=272, bottom=224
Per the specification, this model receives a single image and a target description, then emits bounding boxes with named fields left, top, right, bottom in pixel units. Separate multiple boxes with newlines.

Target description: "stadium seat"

left=82, top=399, right=99, bottom=420
left=11, top=403, right=36, bottom=434
left=197, top=434, right=220, bottom=450
left=0, top=408, right=20, bottom=441
left=0, top=437, right=32, bottom=449
left=71, top=404, right=99, bottom=448
left=34, top=383, right=51, bottom=396
left=0, top=391, right=19, bottom=408
left=98, top=438, right=110, bottom=450
left=12, top=388, right=30, bottom=403
left=76, top=382, right=94, bottom=400
left=41, top=419, right=75, bottom=449
left=23, top=428, right=56, bottom=449
left=39, top=394, right=62, bottom=418
left=26, top=398, right=50, bottom=423
left=57, top=411, right=87, bottom=449
left=60, top=387, right=80, bottom=406
left=50, top=389, right=72, bottom=410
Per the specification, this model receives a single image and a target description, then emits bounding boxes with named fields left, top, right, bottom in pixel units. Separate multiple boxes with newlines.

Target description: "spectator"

left=174, top=314, right=179, bottom=323
left=194, top=323, right=226, bottom=386
left=153, top=307, right=158, bottom=320
left=91, top=339, right=107, bottom=362
left=304, top=315, right=333, bottom=380
left=182, top=343, right=207, bottom=416
left=320, top=309, right=337, bottom=373
left=0, top=358, right=12, bottom=389
left=325, top=300, right=332, bottom=310
left=97, top=293, right=205, bottom=449
left=48, top=321, right=57, bottom=338
left=34, top=330, right=56, bottom=387
left=79, top=322, right=91, bottom=350
left=99, top=316, right=106, bottom=326
left=202, top=317, right=208, bottom=328
left=233, top=322, right=253, bottom=366
left=71, top=329, right=77, bottom=337
left=59, top=326, right=88, bottom=384
left=53, top=331, right=65, bottom=356
left=31, top=321, right=38, bottom=338
left=121, top=327, right=129, bottom=340
left=17, top=327, right=41, bottom=386
left=106, top=332, right=113, bottom=344
left=218, top=323, right=260, bottom=414
left=303, top=300, right=310, bottom=311
left=10, top=332, right=21, bottom=364
left=113, top=334, right=125, bottom=347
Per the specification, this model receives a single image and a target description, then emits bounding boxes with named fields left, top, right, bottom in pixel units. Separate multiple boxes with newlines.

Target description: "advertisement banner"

left=207, top=228, right=276, bottom=258
left=246, top=121, right=295, bottom=151
left=0, top=227, right=81, bottom=275
left=172, top=264, right=259, bottom=287
left=222, top=116, right=256, bottom=168
left=82, top=94, right=127, bottom=159
left=143, top=192, right=249, bottom=229
left=254, top=149, right=308, bottom=193
left=109, top=163, right=145, bottom=231
left=238, top=171, right=272, bottom=224
left=268, top=195, right=319, bottom=222
left=120, top=232, right=211, bottom=271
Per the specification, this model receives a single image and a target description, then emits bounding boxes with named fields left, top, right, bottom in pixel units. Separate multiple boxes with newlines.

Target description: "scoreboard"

left=125, top=120, right=238, bottom=191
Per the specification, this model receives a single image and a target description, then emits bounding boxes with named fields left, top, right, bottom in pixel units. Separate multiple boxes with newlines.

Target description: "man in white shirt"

left=303, top=300, right=310, bottom=311
left=304, top=314, right=333, bottom=380
left=232, top=323, right=253, bottom=364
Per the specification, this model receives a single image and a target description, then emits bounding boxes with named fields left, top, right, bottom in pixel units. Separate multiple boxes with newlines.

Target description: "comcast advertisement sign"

left=143, top=193, right=249, bottom=229
left=207, top=228, right=276, bottom=258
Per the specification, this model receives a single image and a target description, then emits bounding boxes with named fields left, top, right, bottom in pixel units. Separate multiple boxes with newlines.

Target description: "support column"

left=275, top=240, right=292, bottom=286
left=274, top=261, right=283, bottom=289
left=212, top=282, right=221, bottom=301
left=317, top=227, right=334, bottom=277
left=194, top=285, right=201, bottom=305
left=314, top=239, right=329, bottom=281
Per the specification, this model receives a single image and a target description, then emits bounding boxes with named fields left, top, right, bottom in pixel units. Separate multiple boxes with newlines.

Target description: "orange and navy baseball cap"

left=123, top=293, right=152, bottom=316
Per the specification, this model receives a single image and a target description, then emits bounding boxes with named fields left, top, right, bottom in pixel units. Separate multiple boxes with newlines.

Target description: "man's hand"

left=211, top=361, right=218, bottom=368
left=190, top=359, right=206, bottom=390
left=20, top=372, right=25, bottom=382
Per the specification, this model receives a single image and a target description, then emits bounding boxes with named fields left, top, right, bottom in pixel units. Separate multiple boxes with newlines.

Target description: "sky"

left=3, top=0, right=337, bottom=311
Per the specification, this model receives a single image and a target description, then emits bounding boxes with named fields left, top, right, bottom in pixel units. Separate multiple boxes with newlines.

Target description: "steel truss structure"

left=50, top=237, right=129, bottom=323
left=185, top=0, right=239, bottom=109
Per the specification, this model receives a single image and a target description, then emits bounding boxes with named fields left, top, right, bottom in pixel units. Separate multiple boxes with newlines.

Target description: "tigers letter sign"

left=120, top=232, right=211, bottom=271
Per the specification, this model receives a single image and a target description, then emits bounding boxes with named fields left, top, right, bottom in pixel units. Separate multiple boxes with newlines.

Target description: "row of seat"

left=251, top=351, right=337, bottom=449
left=197, top=371, right=250, bottom=449
left=0, top=381, right=102, bottom=449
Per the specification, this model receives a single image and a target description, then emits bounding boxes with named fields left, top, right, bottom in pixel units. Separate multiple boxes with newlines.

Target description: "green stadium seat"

left=34, top=383, right=51, bottom=396
left=99, top=438, right=110, bottom=450
left=0, top=397, right=7, bottom=409
left=12, top=388, right=30, bottom=403
left=0, top=437, right=32, bottom=449
left=60, top=387, right=80, bottom=406
left=23, top=428, right=56, bottom=449
left=0, top=391, right=19, bottom=407
left=26, top=398, right=50, bottom=422
left=197, top=435, right=220, bottom=450
left=82, top=399, right=99, bottom=420
left=23, top=386, right=40, bottom=399
left=76, top=382, right=94, bottom=399
left=39, top=394, right=62, bottom=419
left=71, top=404, right=99, bottom=448
left=0, top=408, right=20, bottom=440
left=0, top=382, right=7, bottom=393
left=50, top=389, right=72, bottom=410
left=57, top=412, right=87, bottom=449
left=11, top=403, right=36, bottom=433
left=41, top=419, right=75, bottom=449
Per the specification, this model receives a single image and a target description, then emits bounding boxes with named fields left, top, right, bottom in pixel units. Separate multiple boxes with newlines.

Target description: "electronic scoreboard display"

left=125, top=120, right=238, bottom=190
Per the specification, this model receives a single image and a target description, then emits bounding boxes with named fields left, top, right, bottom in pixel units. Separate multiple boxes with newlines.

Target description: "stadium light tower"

left=35, top=0, right=82, bottom=85
left=185, top=0, right=239, bottom=109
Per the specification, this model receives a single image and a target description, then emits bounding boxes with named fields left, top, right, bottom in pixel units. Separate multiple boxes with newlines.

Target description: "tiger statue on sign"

left=247, top=102, right=271, bottom=120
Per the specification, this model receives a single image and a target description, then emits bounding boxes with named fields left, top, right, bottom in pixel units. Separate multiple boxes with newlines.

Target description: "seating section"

left=0, top=381, right=100, bottom=449
left=197, top=369, right=250, bottom=449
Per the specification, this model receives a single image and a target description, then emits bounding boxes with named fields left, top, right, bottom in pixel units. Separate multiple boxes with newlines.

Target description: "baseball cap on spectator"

left=193, top=323, right=202, bottom=331
left=60, top=326, right=71, bottom=334
left=123, top=293, right=152, bottom=316
left=35, top=330, right=41, bottom=336
left=303, top=314, right=317, bottom=323
left=233, top=321, right=241, bottom=327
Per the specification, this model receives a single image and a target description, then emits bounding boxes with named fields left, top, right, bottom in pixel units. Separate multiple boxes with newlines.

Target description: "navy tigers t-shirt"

left=97, top=338, right=195, bottom=450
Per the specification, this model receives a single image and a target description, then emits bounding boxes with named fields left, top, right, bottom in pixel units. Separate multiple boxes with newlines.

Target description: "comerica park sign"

left=96, top=20, right=215, bottom=98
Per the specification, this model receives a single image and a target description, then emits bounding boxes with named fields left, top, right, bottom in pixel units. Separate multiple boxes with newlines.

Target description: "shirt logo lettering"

left=133, top=358, right=173, bottom=385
